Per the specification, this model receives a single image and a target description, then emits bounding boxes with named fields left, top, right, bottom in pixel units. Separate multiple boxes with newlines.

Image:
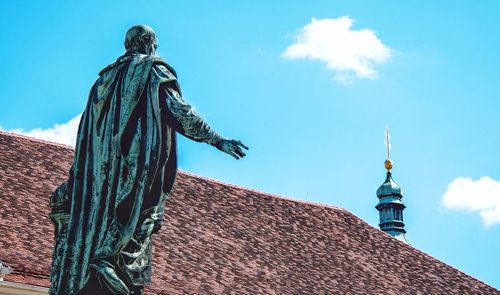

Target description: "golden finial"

left=384, top=127, right=393, bottom=171
left=384, top=159, right=393, bottom=170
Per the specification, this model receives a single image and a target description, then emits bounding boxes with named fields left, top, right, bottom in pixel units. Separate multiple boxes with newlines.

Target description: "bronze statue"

left=49, top=25, right=248, bottom=295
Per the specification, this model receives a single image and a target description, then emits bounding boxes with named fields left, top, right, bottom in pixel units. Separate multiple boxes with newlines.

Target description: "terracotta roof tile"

left=0, top=131, right=498, bottom=294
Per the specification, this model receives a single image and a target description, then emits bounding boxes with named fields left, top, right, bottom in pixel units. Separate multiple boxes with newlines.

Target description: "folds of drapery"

left=50, top=54, right=178, bottom=294
left=49, top=52, right=225, bottom=294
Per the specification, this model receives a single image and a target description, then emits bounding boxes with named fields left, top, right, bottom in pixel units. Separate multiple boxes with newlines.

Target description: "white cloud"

left=1, top=114, right=81, bottom=147
left=442, top=176, right=500, bottom=227
left=282, top=16, right=391, bottom=83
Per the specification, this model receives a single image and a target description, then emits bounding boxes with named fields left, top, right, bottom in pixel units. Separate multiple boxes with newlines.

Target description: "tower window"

left=394, top=209, right=401, bottom=220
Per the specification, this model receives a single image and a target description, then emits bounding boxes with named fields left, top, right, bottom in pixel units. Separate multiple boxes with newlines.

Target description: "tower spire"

left=376, top=128, right=408, bottom=242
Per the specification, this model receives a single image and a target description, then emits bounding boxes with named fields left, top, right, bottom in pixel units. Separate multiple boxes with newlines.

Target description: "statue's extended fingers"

left=231, top=152, right=241, bottom=160
left=228, top=150, right=240, bottom=160
left=234, top=148, right=246, bottom=158
left=236, top=141, right=249, bottom=150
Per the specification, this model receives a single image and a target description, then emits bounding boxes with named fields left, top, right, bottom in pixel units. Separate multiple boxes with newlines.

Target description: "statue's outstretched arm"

left=161, top=86, right=248, bottom=159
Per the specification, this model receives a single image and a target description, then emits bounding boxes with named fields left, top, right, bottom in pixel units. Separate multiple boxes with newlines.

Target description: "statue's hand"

left=216, top=138, right=248, bottom=160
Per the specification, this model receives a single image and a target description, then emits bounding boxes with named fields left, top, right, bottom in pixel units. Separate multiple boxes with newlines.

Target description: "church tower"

left=375, top=129, right=408, bottom=242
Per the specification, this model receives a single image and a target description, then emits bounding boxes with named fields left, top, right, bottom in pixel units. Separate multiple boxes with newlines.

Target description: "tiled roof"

left=0, top=131, right=498, bottom=294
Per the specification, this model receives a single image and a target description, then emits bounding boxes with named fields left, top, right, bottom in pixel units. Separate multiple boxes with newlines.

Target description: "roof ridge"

left=0, top=130, right=74, bottom=150
left=178, top=170, right=346, bottom=212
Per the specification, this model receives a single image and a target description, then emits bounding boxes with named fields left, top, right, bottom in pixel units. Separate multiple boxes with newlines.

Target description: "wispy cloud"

left=0, top=114, right=81, bottom=147
left=282, top=16, right=391, bottom=83
left=442, top=176, right=500, bottom=227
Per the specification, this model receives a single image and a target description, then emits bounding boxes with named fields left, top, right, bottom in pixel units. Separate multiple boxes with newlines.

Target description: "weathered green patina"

left=49, top=25, right=247, bottom=295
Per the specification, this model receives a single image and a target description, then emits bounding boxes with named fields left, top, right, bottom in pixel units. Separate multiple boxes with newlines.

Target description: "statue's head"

left=124, top=25, right=158, bottom=55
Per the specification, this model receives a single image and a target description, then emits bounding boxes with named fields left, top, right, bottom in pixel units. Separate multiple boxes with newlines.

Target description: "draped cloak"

left=49, top=54, right=221, bottom=294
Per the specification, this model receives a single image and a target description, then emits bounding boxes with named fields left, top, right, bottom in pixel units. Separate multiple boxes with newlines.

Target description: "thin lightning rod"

left=385, top=127, right=391, bottom=159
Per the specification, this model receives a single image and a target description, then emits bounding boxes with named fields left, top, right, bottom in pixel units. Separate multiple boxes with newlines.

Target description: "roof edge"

left=0, top=280, right=49, bottom=295
left=0, top=131, right=74, bottom=150
left=179, top=170, right=346, bottom=212
left=341, top=209, right=499, bottom=291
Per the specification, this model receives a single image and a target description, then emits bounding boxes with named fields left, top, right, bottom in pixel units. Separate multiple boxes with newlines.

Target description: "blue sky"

left=1, top=0, right=499, bottom=289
